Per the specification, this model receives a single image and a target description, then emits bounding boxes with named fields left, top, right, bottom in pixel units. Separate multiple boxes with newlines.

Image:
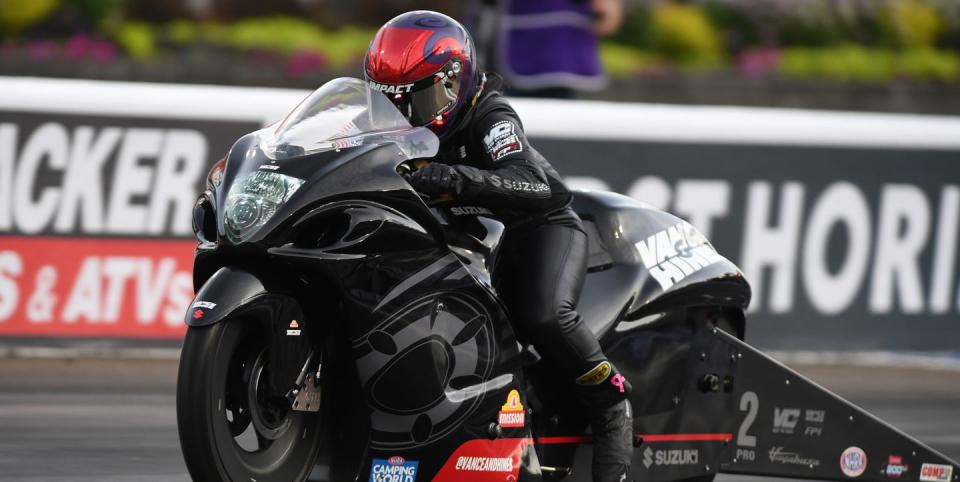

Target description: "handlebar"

left=397, top=159, right=453, bottom=207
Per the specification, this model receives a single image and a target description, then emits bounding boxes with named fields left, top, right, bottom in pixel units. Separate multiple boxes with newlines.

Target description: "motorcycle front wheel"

left=177, top=316, right=323, bottom=481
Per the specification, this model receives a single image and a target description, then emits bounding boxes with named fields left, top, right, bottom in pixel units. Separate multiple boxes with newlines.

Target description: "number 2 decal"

left=737, top=391, right=758, bottom=447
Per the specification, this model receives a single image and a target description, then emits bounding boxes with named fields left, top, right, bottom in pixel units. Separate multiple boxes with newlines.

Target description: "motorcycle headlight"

left=224, top=171, right=304, bottom=243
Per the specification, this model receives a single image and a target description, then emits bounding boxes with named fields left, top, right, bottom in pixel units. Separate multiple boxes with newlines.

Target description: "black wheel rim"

left=210, top=319, right=319, bottom=478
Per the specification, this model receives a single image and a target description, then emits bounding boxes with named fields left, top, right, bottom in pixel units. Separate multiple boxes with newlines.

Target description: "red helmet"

left=364, top=11, right=482, bottom=140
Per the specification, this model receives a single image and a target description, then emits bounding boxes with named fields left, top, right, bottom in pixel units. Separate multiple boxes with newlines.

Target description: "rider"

left=364, top=11, right=633, bottom=481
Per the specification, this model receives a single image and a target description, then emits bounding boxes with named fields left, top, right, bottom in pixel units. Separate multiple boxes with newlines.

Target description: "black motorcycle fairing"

left=572, top=190, right=751, bottom=338
left=313, top=245, right=532, bottom=479
left=185, top=266, right=268, bottom=327
left=440, top=214, right=506, bottom=290
left=259, top=199, right=527, bottom=479
left=275, top=198, right=437, bottom=257
left=212, top=131, right=442, bottom=248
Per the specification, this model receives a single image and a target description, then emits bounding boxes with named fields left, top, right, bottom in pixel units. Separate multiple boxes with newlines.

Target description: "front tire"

left=177, top=317, right=323, bottom=481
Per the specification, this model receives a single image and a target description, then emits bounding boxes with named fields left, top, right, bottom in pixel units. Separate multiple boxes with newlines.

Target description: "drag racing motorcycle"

left=177, top=77, right=960, bottom=482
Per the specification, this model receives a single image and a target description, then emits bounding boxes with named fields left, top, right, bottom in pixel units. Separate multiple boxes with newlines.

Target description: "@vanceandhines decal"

left=840, top=446, right=868, bottom=478
left=433, top=438, right=526, bottom=482
left=369, top=456, right=418, bottom=482
left=498, top=389, right=525, bottom=428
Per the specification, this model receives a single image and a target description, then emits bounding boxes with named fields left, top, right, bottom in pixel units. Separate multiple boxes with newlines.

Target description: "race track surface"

left=0, top=358, right=957, bottom=482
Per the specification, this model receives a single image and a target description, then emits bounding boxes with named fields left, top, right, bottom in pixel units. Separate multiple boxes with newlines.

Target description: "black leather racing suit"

left=432, top=81, right=628, bottom=411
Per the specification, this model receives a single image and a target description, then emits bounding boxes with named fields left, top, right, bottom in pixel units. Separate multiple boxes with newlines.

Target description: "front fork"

left=288, top=350, right=323, bottom=413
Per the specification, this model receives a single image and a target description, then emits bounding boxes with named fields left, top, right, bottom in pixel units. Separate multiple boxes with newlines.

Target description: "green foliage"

left=115, top=21, right=154, bottom=60
left=70, top=0, right=126, bottom=30
left=880, top=0, right=943, bottom=48
left=701, top=1, right=758, bottom=51
left=779, top=44, right=960, bottom=82
left=314, top=27, right=372, bottom=68
left=207, top=17, right=325, bottom=54
left=611, top=6, right=650, bottom=49
left=780, top=45, right=895, bottom=82
left=897, top=47, right=960, bottom=80
left=599, top=43, right=660, bottom=77
left=7, top=0, right=957, bottom=84
left=774, top=1, right=874, bottom=47
left=162, top=17, right=373, bottom=69
left=0, top=0, right=59, bottom=35
left=164, top=19, right=198, bottom=44
left=648, top=3, right=724, bottom=68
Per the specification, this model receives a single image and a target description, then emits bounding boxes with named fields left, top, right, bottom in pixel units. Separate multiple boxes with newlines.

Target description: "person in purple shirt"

left=473, top=0, right=623, bottom=98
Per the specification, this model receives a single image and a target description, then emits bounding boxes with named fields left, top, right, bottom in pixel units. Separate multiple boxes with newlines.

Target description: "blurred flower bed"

left=605, top=0, right=960, bottom=83
left=0, top=0, right=375, bottom=81
left=1, top=0, right=958, bottom=88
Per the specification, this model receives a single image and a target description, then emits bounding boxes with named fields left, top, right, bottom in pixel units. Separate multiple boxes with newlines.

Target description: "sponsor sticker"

left=498, top=389, right=525, bottom=428
left=369, top=456, right=418, bottom=482
left=773, top=407, right=801, bottom=434
left=332, top=136, right=364, bottom=149
left=576, top=361, right=612, bottom=386
left=192, top=301, right=216, bottom=309
left=455, top=456, right=514, bottom=472
left=881, top=455, right=908, bottom=479
left=768, top=446, right=821, bottom=468
left=804, top=409, right=825, bottom=436
left=840, top=446, right=868, bottom=478
left=432, top=438, right=525, bottom=481
left=287, top=319, right=301, bottom=336
left=449, top=206, right=493, bottom=216
left=920, top=463, right=954, bottom=482
left=806, top=409, right=826, bottom=423
left=367, top=81, right=414, bottom=94
left=642, top=447, right=699, bottom=469
left=482, top=120, right=523, bottom=161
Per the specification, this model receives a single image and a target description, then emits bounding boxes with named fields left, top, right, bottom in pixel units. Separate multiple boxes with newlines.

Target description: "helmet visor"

left=379, top=60, right=464, bottom=127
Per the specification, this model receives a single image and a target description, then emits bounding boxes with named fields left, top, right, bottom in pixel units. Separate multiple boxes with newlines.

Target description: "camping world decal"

left=369, top=456, right=418, bottom=482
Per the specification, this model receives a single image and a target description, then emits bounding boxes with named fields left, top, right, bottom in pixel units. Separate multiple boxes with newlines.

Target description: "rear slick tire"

left=177, top=318, right=323, bottom=482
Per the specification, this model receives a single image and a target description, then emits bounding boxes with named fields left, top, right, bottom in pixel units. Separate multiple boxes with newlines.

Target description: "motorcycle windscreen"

left=220, top=77, right=439, bottom=243
left=259, top=76, right=439, bottom=160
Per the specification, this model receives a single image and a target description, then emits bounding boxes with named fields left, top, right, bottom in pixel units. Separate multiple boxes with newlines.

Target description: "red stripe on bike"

left=536, top=433, right=732, bottom=445
left=536, top=435, right=593, bottom=444
left=641, top=433, right=733, bottom=442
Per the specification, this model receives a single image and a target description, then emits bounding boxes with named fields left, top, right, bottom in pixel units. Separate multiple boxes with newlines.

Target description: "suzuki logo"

left=192, top=309, right=204, bottom=320
left=641, top=447, right=699, bottom=468
left=773, top=407, right=801, bottom=434
left=643, top=447, right=654, bottom=469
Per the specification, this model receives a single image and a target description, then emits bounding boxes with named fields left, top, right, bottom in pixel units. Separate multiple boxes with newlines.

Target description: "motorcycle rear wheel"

left=177, top=317, right=323, bottom=482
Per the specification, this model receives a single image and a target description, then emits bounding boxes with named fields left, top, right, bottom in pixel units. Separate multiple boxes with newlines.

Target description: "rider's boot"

left=575, top=361, right=634, bottom=482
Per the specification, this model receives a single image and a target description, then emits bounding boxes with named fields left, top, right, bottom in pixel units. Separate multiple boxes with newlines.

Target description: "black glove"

left=407, top=162, right=463, bottom=197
